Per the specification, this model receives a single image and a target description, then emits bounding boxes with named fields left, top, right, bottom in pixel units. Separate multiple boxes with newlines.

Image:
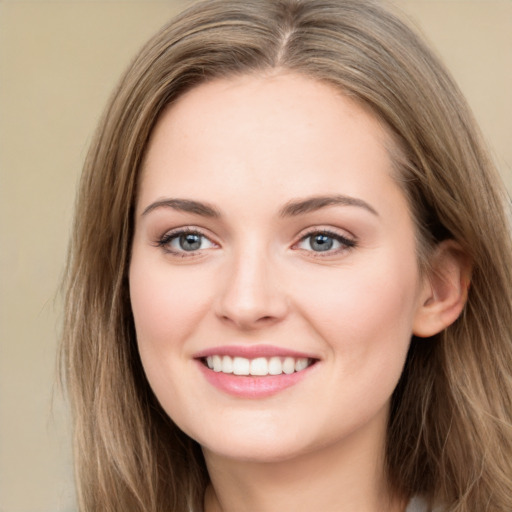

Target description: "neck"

left=202, top=413, right=406, bottom=512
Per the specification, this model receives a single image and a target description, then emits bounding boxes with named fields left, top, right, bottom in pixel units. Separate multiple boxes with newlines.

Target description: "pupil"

left=311, top=234, right=333, bottom=251
left=180, top=233, right=201, bottom=251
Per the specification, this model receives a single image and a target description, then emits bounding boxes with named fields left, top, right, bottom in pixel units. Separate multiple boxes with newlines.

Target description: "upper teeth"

left=205, top=355, right=311, bottom=376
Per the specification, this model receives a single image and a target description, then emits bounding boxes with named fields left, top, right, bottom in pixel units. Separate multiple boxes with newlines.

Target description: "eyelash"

left=294, top=228, right=357, bottom=256
left=155, top=227, right=357, bottom=257
left=155, top=227, right=216, bottom=257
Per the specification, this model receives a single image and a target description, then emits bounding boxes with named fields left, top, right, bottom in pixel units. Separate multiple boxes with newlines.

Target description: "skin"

left=129, top=72, right=465, bottom=512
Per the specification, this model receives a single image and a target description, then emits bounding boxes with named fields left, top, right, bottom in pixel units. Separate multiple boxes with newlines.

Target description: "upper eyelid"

left=295, top=225, right=356, bottom=241
left=156, top=227, right=218, bottom=249
left=292, top=227, right=357, bottom=253
left=154, top=225, right=356, bottom=249
left=155, top=229, right=218, bottom=258
left=159, top=226, right=215, bottom=240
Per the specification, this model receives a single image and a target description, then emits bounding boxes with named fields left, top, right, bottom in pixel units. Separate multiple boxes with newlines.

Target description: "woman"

left=61, top=1, right=512, bottom=511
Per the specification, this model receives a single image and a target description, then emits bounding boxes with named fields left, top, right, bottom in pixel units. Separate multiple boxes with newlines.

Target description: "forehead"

left=138, top=72, right=401, bottom=215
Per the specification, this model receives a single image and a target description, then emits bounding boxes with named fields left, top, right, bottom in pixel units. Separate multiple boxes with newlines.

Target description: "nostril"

left=220, top=315, right=275, bottom=323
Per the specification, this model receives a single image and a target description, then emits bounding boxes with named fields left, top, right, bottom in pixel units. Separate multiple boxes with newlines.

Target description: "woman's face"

left=130, top=73, right=430, bottom=463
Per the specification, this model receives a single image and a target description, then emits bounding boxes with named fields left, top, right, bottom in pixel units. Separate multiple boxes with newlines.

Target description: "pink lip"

left=193, top=345, right=319, bottom=399
left=193, top=344, right=317, bottom=360
left=196, top=361, right=316, bottom=398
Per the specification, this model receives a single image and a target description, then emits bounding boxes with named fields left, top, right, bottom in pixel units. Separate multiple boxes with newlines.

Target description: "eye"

left=296, top=230, right=356, bottom=253
left=157, top=229, right=216, bottom=254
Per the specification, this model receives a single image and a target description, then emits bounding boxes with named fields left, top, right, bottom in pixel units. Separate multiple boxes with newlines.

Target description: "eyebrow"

left=279, top=194, right=378, bottom=217
left=141, top=194, right=378, bottom=219
left=141, top=198, right=221, bottom=218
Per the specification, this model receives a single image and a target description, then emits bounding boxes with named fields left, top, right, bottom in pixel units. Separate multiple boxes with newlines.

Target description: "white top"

left=406, top=496, right=429, bottom=512
left=406, top=496, right=445, bottom=512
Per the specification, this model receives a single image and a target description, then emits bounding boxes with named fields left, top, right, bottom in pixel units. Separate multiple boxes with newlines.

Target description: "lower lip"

left=196, top=360, right=315, bottom=398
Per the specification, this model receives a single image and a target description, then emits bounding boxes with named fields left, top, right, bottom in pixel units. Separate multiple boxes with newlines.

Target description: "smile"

left=204, top=355, right=313, bottom=376
left=194, top=345, right=319, bottom=398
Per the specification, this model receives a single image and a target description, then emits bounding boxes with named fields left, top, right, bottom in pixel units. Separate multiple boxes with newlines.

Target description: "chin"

left=187, top=418, right=314, bottom=463
left=202, top=437, right=313, bottom=464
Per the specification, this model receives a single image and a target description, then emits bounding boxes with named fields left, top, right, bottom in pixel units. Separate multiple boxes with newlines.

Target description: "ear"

left=413, top=240, right=472, bottom=338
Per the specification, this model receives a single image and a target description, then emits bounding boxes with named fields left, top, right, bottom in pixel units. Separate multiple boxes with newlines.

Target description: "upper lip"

left=193, top=344, right=319, bottom=360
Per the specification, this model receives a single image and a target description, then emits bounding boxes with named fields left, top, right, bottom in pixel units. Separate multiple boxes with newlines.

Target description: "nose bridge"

left=215, top=240, right=287, bottom=328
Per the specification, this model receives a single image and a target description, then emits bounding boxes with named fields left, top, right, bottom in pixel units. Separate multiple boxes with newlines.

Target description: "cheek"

left=128, top=258, right=214, bottom=420
left=296, top=260, right=419, bottom=423
left=293, top=253, right=420, bottom=367
left=129, top=257, right=213, bottom=359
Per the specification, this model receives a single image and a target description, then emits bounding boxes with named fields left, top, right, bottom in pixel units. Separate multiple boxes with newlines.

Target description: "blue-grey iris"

left=180, top=233, right=202, bottom=251
left=311, top=234, right=334, bottom=251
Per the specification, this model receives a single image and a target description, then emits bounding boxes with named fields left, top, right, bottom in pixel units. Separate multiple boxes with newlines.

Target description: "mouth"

left=201, top=355, right=315, bottom=376
left=194, top=346, right=319, bottom=398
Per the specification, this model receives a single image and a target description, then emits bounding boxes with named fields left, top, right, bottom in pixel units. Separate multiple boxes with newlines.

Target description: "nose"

left=214, top=250, right=289, bottom=330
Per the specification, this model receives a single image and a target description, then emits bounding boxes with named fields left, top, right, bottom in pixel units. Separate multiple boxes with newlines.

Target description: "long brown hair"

left=61, top=1, right=512, bottom=510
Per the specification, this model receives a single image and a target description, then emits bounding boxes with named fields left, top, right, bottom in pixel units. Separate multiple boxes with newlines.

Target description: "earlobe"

left=413, top=240, right=472, bottom=338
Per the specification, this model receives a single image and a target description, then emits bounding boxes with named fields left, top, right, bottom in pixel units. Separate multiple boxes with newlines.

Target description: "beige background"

left=1, top=1, right=510, bottom=511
